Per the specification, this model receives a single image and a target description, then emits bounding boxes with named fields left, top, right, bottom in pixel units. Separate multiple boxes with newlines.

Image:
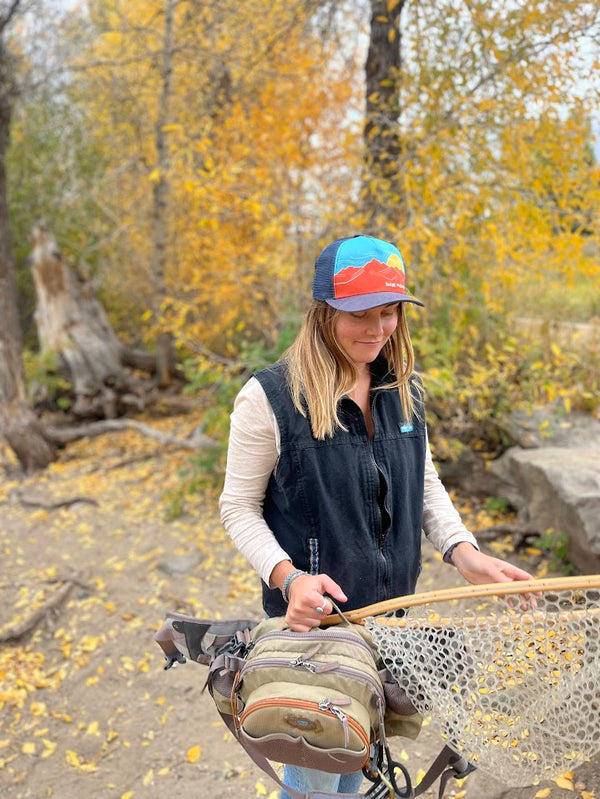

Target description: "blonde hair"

left=283, top=301, right=420, bottom=439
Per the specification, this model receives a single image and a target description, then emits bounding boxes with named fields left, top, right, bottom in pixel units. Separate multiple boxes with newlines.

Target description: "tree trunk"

left=150, top=0, right=176, bottom=388
left=0, top=25, right=56, bottom=470
left=362, top=0, right=407, bottom=235
left=0, top=356, right=57, bottom=471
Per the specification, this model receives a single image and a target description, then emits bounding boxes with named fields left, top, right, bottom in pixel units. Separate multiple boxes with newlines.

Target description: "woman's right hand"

left=285, top=573, right=347, bottom=632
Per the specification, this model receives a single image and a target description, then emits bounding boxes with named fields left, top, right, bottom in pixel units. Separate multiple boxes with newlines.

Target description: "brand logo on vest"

left=400, top=423, right=414, bottom=433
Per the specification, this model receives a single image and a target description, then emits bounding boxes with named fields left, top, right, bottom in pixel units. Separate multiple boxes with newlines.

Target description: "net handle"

left=321, top=574, right=600, bottom=626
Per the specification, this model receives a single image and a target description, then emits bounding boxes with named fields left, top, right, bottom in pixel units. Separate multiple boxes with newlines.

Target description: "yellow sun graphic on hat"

left=387, top=253, right=405, bottom=272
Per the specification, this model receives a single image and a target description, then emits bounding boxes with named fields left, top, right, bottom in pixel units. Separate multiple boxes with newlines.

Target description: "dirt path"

left=0, top=416, right=598, bottom=799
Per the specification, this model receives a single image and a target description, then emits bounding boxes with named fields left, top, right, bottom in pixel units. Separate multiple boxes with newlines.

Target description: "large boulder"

left=490, top=447, right=600, bottom=572
left=489, top=409, right=600, bottom=573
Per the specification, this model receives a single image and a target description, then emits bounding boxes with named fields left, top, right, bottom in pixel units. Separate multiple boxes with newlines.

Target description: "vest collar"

left=369, top=355, right=396, bottom=388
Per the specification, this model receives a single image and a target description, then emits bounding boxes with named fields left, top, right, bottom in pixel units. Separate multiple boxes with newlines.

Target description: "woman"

left=219, top=234, right=532, bottom=798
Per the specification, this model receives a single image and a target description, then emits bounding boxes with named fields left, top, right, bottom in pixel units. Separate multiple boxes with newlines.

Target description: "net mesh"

left=365, top=584, right=600, bottom=786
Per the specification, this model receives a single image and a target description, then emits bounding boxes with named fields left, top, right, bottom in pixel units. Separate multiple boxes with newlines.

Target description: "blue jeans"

left=280, top=765, right=364, bottom=798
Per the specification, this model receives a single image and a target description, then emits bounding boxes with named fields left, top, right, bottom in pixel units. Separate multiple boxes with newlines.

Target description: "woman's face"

left=334, top=304, right=399, bottom=367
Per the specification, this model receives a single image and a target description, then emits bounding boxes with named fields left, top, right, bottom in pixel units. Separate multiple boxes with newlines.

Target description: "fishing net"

left=363, top=577, right=600, bottom=787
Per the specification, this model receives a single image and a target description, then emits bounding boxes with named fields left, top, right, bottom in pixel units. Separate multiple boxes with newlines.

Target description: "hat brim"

left=326, top=292, right=425, bottom=312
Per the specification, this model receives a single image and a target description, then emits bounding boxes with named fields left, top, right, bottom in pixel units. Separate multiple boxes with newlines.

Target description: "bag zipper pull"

left=318, top=699, right=351, bottom=747
left=289, top=643, right=322, bottom=670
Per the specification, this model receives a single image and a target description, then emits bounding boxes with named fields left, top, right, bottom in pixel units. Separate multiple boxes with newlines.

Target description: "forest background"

left=1, top=0, right=600, bottom=456
left=0, top=1, right=600, bottom=797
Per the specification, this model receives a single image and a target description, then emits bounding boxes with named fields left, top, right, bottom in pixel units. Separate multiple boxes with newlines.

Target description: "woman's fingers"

left=285, top=573, right=343, bottom=629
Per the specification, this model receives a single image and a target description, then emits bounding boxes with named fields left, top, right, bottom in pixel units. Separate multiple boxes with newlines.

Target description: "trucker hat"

left=313, top=234, right=424, bottom=312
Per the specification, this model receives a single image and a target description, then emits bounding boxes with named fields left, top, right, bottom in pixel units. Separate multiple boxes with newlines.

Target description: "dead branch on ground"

left=44, top=418, right=217, bottom=450
left=0, top=581, right=74, bottom=642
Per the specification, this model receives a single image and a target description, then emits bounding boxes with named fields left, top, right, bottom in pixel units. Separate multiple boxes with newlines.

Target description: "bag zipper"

left=236, top=696, right=370, bottom=754
left=250, top=629, right=376, bottom=659
left=238, top=655, right=385, bottom=706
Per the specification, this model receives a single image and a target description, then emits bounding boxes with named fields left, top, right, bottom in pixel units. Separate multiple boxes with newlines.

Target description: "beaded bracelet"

left=281, top=569, right=307, bottom=603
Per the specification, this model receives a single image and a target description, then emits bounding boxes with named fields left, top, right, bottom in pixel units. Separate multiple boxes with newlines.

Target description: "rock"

left=157, top=553, right=202, bottom=576
left=489, top=446, right=600, bottom=573
left=504, top=406, right=600, bottom=449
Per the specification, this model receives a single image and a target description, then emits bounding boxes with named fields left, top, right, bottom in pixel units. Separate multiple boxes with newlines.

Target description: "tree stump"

left=30, top=221, right=136, bottom=418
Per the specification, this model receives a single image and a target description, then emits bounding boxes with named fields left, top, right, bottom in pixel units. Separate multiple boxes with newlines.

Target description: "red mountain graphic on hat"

left=333, top=258, right=406, bottom=298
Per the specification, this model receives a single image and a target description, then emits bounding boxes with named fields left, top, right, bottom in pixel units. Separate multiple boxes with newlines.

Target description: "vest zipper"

left=369, top=393, right=393, bottom=603
left=347, top=394, right=384, bottom=547
left=368, top=392, right=388, bottom=550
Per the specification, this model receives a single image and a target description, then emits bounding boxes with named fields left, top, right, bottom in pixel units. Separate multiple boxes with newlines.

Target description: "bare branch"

left=0, top=0, right=21, bottom=36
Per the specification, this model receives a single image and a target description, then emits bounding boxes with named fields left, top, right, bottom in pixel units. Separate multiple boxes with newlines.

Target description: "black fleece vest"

left=254, top=358, right=426, bottom=618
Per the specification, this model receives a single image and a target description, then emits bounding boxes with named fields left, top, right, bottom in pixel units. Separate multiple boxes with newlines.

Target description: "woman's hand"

left=285, top=573, right=347, bottom=632
left=450, top=542, right=534, bottom=585
left=450, top=542, right=540, bottom=609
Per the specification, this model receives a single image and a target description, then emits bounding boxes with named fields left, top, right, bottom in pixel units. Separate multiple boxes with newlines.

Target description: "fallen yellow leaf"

left=186, top=744, right=201, bottom=763
left=65, top=750, right=81, bottom=767
left=41, top=739, right=56, bottom=758
left=535, top=790, right=552, bottom=798
left=142, top=769, right=154, bottom=786
left=553, top=775, right=574, bottom=790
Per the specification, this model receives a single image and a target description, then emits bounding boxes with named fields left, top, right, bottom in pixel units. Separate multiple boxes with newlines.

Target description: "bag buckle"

left=163, top=651, right=186, bottom=670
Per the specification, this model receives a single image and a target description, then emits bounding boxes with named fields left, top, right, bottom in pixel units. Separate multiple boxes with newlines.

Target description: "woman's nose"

left=365, top=314, right=384, bottom=334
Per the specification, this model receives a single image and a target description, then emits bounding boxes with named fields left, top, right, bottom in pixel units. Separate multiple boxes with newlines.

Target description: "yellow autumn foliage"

left=73, top=0, right=361, bottom=355
left=17, top=0, right=597, bottom=416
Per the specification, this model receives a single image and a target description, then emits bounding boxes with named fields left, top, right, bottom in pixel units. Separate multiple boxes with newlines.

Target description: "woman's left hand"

left=451, top=542, right=534, bottom=585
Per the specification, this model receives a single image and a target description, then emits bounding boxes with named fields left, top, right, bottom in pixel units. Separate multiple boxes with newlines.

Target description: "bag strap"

left=157, top=612, right=474, bottom=798
left=212, top=678, right=466, bottom=799
left=226, top=730, right=469, bottom=799
left=413, top=744, right=476, bottom=799
left=207, top=686, right=362, bottom=799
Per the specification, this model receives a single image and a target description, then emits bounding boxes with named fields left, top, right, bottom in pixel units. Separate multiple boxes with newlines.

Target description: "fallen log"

left=44, top=418, right=217, bottom=450
left=9, top=490, right=99, bottom=510
left=0, top=581, right=74, bottom=642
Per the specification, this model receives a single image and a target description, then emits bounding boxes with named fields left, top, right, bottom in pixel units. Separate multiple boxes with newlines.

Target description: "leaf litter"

left=0, top=413, right=595, bottom=798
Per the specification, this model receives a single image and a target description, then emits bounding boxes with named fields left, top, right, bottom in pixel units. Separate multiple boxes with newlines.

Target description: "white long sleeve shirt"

left=219, top=376, right=478, bottom=586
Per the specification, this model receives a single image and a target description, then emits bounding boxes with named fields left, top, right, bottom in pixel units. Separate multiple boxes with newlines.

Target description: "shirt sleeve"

left=422, top=428, right=480, bottom=558
left=218, top=377, right=291, bottom=586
